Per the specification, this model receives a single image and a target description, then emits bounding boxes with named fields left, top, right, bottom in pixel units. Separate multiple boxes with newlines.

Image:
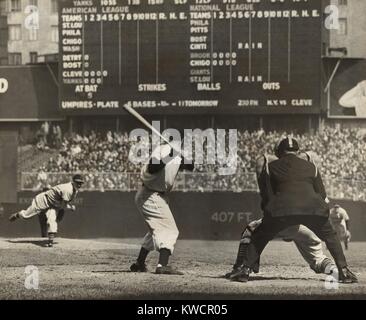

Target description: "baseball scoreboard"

left=59, top=0, right=322, bottom=114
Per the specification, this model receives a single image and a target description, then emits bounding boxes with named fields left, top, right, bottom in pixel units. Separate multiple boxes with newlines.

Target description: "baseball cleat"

left=130, top=262, right=148, bottom=273
left=224, top=267, right=240, bottom=279
left=155, top=266, right=183, bottom=275
left=320, top=257, right=337, bottom=275
left=9, top=212, right=19, bottom=222
left=338, top=267, right=358, bottom=284
left=230, top=266, right=250, bottom=283
left=45, top=242, right=54, bottom=248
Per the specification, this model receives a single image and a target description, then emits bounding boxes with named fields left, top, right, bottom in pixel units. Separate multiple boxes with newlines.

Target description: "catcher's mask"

left=274, top=136, right=299, bottom=158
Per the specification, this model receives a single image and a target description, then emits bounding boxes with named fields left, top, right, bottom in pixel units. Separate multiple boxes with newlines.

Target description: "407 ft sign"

left=211, top=211, right=253, bottom=224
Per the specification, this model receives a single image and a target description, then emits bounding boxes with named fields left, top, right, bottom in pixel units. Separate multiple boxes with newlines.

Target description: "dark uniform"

left=231, top=137, right=357, bottom=283
left=265, top=154, right=329, bottom=218
left=225, top=152, right=336, bottom=279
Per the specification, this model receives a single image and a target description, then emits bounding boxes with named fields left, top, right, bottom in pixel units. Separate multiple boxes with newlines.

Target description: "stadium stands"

left=19, top=126, right=366, bottom=200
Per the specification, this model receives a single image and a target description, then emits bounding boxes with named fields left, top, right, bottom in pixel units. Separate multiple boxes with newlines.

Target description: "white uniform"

left=45, top=209, right=58, bottom=233
left=18, top=182, right=78, bottom=219
left=329, top=206, right=350, bottom=241
left=135, top=144, right=182, bottom=253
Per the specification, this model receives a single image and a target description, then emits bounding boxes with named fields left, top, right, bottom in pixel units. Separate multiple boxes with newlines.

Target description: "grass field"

left=0, top=238, right=365, bottom=300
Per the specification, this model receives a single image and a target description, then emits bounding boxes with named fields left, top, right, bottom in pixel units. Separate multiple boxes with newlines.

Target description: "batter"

left=130, top=141, right=194, bottom=275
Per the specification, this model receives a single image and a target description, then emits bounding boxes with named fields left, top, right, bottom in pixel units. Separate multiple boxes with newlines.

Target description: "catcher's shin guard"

left=233, top=227, right=260, bottom=274
left=231, top=230, right=251, bottom=271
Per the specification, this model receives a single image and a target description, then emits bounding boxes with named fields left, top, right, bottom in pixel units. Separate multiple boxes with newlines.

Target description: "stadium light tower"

left=324, top=47, right=348, bottom=94
left=323, top=47, right=348, bottom=120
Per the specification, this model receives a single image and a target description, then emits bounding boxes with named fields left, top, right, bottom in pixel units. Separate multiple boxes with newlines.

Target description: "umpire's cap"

left=72, top=174, right=84, bottom=184
left=275, top=137, right=299, bottom=158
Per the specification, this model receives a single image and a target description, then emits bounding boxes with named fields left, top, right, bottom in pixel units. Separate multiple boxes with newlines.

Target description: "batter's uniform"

left=240, top=153, right=333, bottom=274
left=18, top=182, right=78, bottom=220
left=135, top=143, right=182, bottom=254
left=329, top=206, right=350, bottom=242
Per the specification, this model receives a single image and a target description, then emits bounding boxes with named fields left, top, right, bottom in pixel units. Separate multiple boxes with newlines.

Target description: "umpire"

left=231, top=137, right=358, bottom=283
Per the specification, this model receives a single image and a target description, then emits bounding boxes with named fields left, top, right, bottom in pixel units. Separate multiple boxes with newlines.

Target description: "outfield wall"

left=2, top=192, right=366, bottom=241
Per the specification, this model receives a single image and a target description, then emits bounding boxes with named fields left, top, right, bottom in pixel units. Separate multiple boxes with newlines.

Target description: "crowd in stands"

left=22, top=126, right=366, bottom=200
left=36, top=121, right=63, bottom=150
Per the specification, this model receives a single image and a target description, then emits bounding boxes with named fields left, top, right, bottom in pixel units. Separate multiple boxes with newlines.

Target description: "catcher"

left=329, top=204, right=351, bottom=250
left=225, top=151, right=336, bottom=278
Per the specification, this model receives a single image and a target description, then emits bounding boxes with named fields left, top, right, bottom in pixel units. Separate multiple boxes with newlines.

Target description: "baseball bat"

left=122, top=103, right=182, bottom=154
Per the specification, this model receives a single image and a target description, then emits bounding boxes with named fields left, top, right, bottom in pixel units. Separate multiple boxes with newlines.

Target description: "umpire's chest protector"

left=265, top=154, right=329, bottom=218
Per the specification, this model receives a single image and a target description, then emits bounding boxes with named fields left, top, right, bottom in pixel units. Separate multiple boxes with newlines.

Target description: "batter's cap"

left=72, top=174, right=85, bottom=184
left=275, top=137, right=299, bottom=158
